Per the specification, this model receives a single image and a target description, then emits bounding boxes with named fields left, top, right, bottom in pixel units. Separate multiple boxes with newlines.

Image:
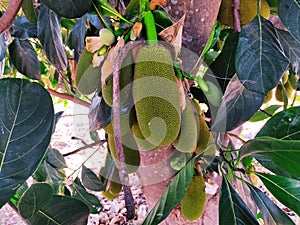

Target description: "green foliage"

left=0, top=1, right=299, bottom=224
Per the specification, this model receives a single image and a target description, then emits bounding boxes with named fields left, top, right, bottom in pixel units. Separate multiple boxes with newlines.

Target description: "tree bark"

left=136, top=1, right=222, bottom=224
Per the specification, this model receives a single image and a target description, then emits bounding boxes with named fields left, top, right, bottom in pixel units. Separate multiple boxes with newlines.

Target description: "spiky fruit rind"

left=181, top=175, right=206, bottom=221
left=102, top=52, right=133, bottom=106
left=131, top=123, right=157, bottom=151
left=108, top=133, right=140, bottom=173
left=218, top=0, right=270, bottom=27
left=174, top=99, right=198, bottom=153
left=133, top=45, right=181, bottom=147
left=99, top=28, right=115, bottom=46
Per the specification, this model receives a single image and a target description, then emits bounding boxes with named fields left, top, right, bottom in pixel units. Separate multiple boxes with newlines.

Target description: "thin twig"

left=47, top=88, right=90, bottom=108
left=0, top=0, right=24, bottom=35
left=63, top=140, right=106, bottom=157
left=112, top=41, right=135, bottom=220
left=259, top=109, right=273, bottom=117
left=232, top=0, right=241, bottom=32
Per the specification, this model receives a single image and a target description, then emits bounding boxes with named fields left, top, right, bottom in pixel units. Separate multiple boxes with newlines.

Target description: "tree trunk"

left=136, top=1, right=222, bottom=224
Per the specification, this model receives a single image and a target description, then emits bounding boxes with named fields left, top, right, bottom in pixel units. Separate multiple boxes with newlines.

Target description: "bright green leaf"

left=18, top=183, right=53, bottom=219
left=0, top=78, right=54, bottom=208
left=256, top=173, right=300, bottom=216
left=249, top=105, right=281, bottom=122
left=278, top=0, right=300, bottom=42
left=247, top=183, right=295, bottom=225
left=9, top=39, right=40, bottom=80
left=219, top=174, right=259, bottom=225
left=236, top=16, right=289, bottom=95
left=240, top=138, right=300, bottom=178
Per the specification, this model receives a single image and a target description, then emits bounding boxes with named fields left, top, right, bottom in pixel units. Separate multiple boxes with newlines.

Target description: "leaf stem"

left=232, top=0, right=241, bottom=32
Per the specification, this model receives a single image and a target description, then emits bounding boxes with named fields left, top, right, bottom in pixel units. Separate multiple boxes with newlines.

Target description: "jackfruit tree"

left=0, top=0, right=299, bottom=224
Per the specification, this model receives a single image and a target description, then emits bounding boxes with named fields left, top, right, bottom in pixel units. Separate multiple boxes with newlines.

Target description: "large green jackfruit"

left=173, top=99, right=198, bottom=153
left=133, top=45, right=181, bottom=147
left=102, top=51, right=133, bottom=107
left=108, top=133, right=140, bottom=173
left=131, top=123, right=157, bottom=151
left=181, top=175, right=206, bottom=221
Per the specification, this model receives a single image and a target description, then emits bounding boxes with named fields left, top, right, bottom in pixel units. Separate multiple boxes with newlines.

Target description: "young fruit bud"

left=99, top=28, right=115, bottom=46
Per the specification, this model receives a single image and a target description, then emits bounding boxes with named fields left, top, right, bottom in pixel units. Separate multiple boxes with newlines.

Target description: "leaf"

left=247, top=183, right=295, bottom=225
left=256, top=106, right=300, bottom=140
left=81, top=165, right=104, bottom=191
left=278, top=0, right=300, bottom=42
left=46, top=148, right=67, bottom=169
left=210, top=29, right=238, bottom=92
left=0, top=59, right=4, bottom=77
left=40, top=0, right=92, bottom=18
left=72, top=179, right=102, bottom=214
left=0, top=78, right=54, bottom=208
left=9, top=38, right=40, bottom=80
left=277, top=29, right=300, bottom=74
left=38, top=4, right=68, bottom=72
left=249, top=105, right=281, bottom=122
left=87, top=13, right=102, bottom=31
left=236, top=16, right=289, bottom=95
left=18, top=183, right=53, bottom=219
left=72, top=15, right=87, bottom=56
left=212, top=75, right=265, bottom=132
left=219, top=175, right=259, bottom=225
left=141, top=157, right=195, bottom=225
left=240, top=137, right=300, bottom=178
left=27, top=195, right=89, bottom=225
left=22, top=0, right=38, bottom=24
left=256, top=173, right=300, bottom=216
left=0, top=33, right=6, bottom=61
left=10, top=16, right=37, bottom=39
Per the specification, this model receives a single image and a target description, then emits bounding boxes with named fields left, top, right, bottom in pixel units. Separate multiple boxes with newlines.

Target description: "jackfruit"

left=173, top=99, right=198, bottom=153
left=181, top=175, right=206, bottom=221
left=131, top=123, right=157, bottom=151
left=102, top=181, right=122, bottom=200
left=76, top=48, right=101, bottom=95
left=102, top=51, right=134, bottom=107
left=218, top=0, right=270, bottom=27
left=195, top=114, right=210, bottom=155
left=275, top=83, right=284, bottom=102
left=133, top=45, right=181, bottom=147
left=99, top=28, right=115, bottom=46
left=108, top=133, right=140, bottom=174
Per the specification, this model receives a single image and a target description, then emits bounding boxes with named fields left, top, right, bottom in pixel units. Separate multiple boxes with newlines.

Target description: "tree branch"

left=63, top=140, right=106, bottom=157
left=233, top=0, right=241, bottom=32
left=0, top=0, right=24, bottom=35
left=112, top=41, right=135, bottom=220
left=46, top=88, right=90, bottom=108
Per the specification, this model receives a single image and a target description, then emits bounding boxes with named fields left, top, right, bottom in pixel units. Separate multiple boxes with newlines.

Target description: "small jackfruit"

left=275, top=83, right=284, bottom=102
left=133, top=45, right=181, bottom=147
left=263, top=90, right=273, bottom=104
left=102, top=181, right=122, bottom=200
left=76, top=49, right=101, bottom=95
left=108, top=133, right=140, bottom=174
left=102, top=51, right=134, bottom=107
left=131, top=123, right=157, bottom=151
left=195, top=114, right=211, bottom=155
left=181, top=175, right=206, bottom=221
left=99, top=28, right=115, bottom=46
left=173, top=99, right=198, bottom=153
left=218, top=0, right=270, bottom=27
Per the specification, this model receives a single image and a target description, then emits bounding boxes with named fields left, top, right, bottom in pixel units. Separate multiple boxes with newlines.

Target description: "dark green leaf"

left=247, top=183, right=295, bottom=225
left=219, top=175, right=259, bottom=225
left=9, top=39, right=40, bottom=80
left=212, top=75, right=265, bottom=132
left=240, top=138, right=300, bottom=178
left=46, top=148, right=67, bottom=169
left=0, top=33, right=6, bottom=61
left=60, top=18, right=76, bottom=30
left=278, top=0, right=300, bottom=42
left=27, top=195, right=89, bottom=225
left=41, top=0, right=92, bottom=18
left=236, top=16, right=289, bottom=95
left=267, top=0, right=278, bottom=7
left=72, top=16, right=87, bottom=56
left=10, top=16, right=37, bottom=38
left=256, top=173, right=300, bottom=216
left=82, top=165, right=104, bottom=191
left=72, top=181, right=102, bottom=213
left=249, top=105, right=281, bottom=122
left=0, top=78, right=54, bottom=208
left=277, top=29, right=300, bottom=74
left=38, top=4, right=67, bottom=71
left=141, top=157, right=194, bottom=225
left=152, top=8, right=173, bottom=30
left=18, top=183, right=53, bottom=219
left=22, top=0, right=38, bottom=23
left=210, top=29, right=238, bottom=92
left=256, top=106, right=300, bottom=140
